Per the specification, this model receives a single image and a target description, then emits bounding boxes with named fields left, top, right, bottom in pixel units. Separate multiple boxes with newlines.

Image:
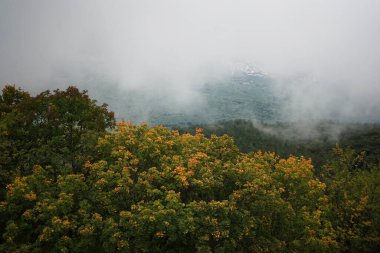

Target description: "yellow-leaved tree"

left=0, top=122, right=340, bottom=252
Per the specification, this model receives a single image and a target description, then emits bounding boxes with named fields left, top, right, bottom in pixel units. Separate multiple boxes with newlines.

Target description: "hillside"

left=1, top=85, right=379, bottom=252
left=83, top=69, right=281, bottom=126
left=175, top=119, right=380, bottom=167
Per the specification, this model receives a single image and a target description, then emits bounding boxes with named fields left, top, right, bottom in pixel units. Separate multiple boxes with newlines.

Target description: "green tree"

left=322, top=146, right=380, bottom=252
left=0, top=85, right=115, bottom=192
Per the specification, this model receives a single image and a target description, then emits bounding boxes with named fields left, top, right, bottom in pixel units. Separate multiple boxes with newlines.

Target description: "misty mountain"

left=80, top=63, right=380, bottom=127
left=85, top=69, right=282, bottom=127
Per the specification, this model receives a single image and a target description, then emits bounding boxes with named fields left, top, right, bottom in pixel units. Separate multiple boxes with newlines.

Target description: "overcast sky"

left=1, top=0, right=380, bottom=121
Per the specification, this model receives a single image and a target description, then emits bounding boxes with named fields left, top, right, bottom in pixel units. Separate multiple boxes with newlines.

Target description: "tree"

left=321, top=146, right=380, bottom=252
left=1, top=123, right=337, bottom=252
left=0, top=85, right=115, bottom=192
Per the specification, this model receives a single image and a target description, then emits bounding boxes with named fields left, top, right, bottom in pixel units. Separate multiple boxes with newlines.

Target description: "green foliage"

left=0, top=85, right=115, bottom=187
left=1, top=123, right=338, bottom=252
left=321, top=146, right=380, bottom=252
left=176, top=119, right=380, bottom=167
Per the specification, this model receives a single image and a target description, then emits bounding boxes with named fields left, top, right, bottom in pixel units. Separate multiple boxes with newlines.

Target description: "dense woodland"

left=0, top=85, right=379, bottom=252
left=176, top=120, right=380, bottom=168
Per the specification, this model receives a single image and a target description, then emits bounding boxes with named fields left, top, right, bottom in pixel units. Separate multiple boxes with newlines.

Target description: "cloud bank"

left=1, top=0, right=379, bottom=122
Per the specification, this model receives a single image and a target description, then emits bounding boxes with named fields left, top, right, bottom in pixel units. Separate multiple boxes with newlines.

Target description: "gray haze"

left=1, top=0, right=380, bottom=122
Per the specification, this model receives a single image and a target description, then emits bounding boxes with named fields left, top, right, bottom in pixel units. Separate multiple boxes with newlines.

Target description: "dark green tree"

left=0, top=85, right=115, bottom=190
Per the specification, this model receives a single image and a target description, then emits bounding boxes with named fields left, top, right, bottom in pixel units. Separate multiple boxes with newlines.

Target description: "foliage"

left=321, top=146, right=380, bottom=252
left=0, top=85, right=115, bottom=190
left=1, top=123, right=339, bottom=252
left=176, top=119, right=380, bottom=167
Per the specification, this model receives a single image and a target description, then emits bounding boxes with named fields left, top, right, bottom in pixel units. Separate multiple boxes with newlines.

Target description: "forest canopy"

left=0, top=86, right=379, bottom=252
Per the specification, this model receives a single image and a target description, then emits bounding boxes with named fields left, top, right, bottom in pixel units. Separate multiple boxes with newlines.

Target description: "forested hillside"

left=0, top=86, right=379, bottom=252
left=82, top=70, right=281, bottom=126
left=175, top=119, right=380, bottom=168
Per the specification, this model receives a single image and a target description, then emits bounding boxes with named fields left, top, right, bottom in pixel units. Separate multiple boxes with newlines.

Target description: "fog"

left=1, top=0, right=380, bottom=122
